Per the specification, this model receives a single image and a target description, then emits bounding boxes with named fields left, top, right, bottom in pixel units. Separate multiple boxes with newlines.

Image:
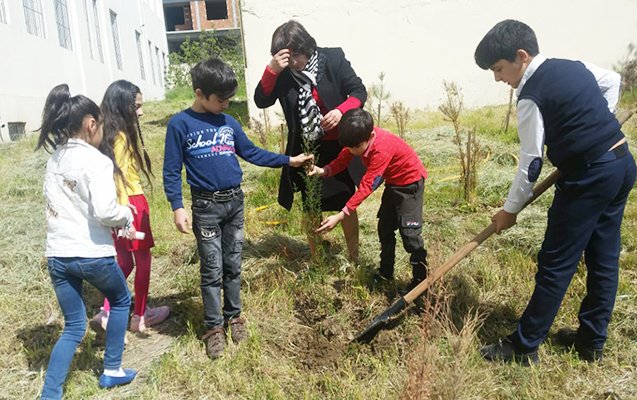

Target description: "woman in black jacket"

left=254, top=20, right=367, bottom=261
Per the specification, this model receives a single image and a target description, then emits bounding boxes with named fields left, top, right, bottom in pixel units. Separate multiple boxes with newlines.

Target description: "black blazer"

left=254, top=47, right=367, bottom=210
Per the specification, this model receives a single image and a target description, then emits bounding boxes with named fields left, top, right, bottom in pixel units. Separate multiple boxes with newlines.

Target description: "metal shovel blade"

left=353, top=297, right=407, bottom=343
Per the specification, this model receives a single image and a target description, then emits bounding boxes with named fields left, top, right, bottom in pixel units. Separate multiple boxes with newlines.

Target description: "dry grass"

left=0, top=100, right=636, bottom=399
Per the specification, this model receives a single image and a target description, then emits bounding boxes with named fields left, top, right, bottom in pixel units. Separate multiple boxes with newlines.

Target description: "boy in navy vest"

left=163, top=57, right=312, bottom=359
left=474, top=20, right=636, bottom=365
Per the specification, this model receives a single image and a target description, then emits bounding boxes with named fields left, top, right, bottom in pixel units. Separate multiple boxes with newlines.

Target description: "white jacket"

left=44, top=138, right=133, bottom=257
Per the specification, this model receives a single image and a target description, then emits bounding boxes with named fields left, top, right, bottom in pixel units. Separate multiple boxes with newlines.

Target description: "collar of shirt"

left=363, top=130, right=378, bottom=157
left=516, top=54, right=547, bottom=96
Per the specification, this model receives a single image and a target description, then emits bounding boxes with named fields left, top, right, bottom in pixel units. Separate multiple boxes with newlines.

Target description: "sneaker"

left=144, top=306, right=170, bottom=327
left=89, top=308, right=109, bottom=336
left=98, top=368, right=137, bottom=388
left=202, top=326, right=226, bottom=359
left=129, top=315, right=146, bottom=333
left=480, top=337, right=539, bottom=366
left=227, top=317, right=247, bottom=344
left=555, top=328, right=603, bottom=362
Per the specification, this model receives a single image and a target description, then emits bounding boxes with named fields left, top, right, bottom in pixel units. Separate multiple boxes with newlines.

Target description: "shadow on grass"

left=16, top=324, right=103, bottom=373
left=144, top=99, right=248, bottom=128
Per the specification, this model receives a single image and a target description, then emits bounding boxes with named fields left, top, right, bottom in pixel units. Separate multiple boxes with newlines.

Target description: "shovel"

left=353, top=110, right=634, bottom=344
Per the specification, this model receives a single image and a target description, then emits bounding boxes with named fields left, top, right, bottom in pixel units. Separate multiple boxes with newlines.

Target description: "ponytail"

left=36, top=84, right=101, bottom=152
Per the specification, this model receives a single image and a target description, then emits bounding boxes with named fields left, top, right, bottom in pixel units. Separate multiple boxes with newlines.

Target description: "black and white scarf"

left=291, top=51, right=324, bottom=142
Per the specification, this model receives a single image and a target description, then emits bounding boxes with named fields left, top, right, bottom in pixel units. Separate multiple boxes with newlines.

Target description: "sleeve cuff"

left=323, top=165, right=332, bottom=177
left=335, top=96, right=362, bottom=115
left=503, top=200, right=523, bottom=214
left=170, top=200, right=184, bottom=211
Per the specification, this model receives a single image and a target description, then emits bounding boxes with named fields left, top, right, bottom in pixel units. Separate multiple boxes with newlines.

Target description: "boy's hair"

left=339, top=109, right=374, bottom=148
left=270, top=20, right=317, bottom=58
left=190, top=57, right=238, bottom=100
left=474, top=19, right=539, bottom=70
left=99, top=80, right=153, bottom=186
left=36, top=84, right=101, bottom=152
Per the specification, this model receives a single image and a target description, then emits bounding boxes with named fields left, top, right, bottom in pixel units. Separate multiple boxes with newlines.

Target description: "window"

left=161, top=51, right=167, bottom=86
left=136, top=31, right=146, bottom=80
left=148, top=41, right=156, bottom=85
left=84, top=0, right=104, bottom=62
left=92, top=0, right=104, bottom=61
left=164, top=5, right=188, bottom=31
left=205, top=0, right=228, bottom=20
left=23, top=0, right=45, bottom=38
left=0, top=0, right=8, bottom=24
left=155, top=46, right=162, bottom=86
left=109, top=10, right=122, bottom=69
left=54, top=0, right=72, bottom=50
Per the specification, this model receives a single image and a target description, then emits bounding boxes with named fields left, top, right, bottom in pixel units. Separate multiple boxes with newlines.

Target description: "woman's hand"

left=269, top=49, right=291, bottom=74
left=320, top=109, right=343, bottom=131
left=289, top=153, right=314, bottom=168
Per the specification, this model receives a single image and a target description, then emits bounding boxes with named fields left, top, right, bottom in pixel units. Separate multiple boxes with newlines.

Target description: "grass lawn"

left=0, top=93, right=636, bottom=399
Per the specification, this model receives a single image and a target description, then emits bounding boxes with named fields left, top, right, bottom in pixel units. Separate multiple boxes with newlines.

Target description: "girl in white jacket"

left=38, top=84, right=137, bottom=399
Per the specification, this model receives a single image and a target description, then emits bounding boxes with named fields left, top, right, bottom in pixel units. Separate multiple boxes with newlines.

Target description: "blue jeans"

left=191, top=188, right=244, bottom=329
left=41, top=257, right=131, bottom=400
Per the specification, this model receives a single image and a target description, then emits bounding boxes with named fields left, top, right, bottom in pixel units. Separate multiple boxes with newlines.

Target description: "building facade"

left=162, top=0, right=240, bottom=53
left=0, top=0, right=168, bottom=142
left=240, top=0, right=637, bottom=123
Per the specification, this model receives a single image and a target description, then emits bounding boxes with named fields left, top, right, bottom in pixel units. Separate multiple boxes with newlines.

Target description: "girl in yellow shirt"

left=91, top=80, right=169, bottom=333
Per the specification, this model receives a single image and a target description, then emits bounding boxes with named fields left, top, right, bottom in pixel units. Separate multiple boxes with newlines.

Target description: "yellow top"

left=114, top=131, right=144, bottom=205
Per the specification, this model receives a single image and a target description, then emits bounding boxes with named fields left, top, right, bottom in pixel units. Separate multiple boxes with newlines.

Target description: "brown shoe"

left=227, top=317, right=247, bottom=344
left=202, top=326, right=226, bottom=359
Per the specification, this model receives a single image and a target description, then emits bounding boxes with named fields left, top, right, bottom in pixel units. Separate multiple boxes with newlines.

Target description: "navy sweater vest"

left=518, top=59, right=623, bottom=171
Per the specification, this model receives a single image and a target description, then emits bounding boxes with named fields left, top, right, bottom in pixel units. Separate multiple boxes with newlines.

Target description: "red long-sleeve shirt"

left=259, top=66, right=362, bottom=140
left=323, top=128, right=428, bottom=214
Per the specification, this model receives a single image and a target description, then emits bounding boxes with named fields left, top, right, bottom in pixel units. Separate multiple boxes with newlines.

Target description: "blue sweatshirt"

left=163, top=108, right=290, bottom=210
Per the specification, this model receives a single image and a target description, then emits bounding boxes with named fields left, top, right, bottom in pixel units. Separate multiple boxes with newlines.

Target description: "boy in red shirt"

left=309, top=109, right=428, bottom=290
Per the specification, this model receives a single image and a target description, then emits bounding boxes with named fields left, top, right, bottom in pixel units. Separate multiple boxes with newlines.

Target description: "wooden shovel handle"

left=404, top=110, right=634, bottom=304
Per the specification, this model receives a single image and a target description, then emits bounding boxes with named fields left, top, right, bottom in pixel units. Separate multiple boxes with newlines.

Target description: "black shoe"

left=372, top=270, right=393, bottom=284
left=480, top=337, right=539, bottom=366
left=555, top=328, right=603, bottom=362
left=398, top=277, right=424, bottom=297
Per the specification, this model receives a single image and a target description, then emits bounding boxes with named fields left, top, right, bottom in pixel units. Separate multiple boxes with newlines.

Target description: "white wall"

left=241, top=0, right=637, bottom=122
left=0, top=0, right=168, bottom=140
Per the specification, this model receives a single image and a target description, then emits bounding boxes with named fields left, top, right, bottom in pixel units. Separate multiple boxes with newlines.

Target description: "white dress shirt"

left=44, top=138, right=133, bottom=257
left=504, top=55, right=622, bottom=213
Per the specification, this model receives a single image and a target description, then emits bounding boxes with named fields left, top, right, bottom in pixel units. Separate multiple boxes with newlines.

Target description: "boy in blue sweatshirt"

left=475, top=20, right=635, bottom=365
left=163, top=57, right=311, bottom=359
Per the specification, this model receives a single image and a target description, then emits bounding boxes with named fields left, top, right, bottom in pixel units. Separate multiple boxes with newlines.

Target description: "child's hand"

left=174, top=208, right=191, bottom=234
left=124, top=225, right=137, bottom=240
left=307, top=165, right=325, bottom=177
left=491, top=209, right=517, bottom=234
left=320, top=109, right=343, bottom=131
left=269, top=49, right=290, bottom=74
left=316, top=212, right=345, bottom=234
left=127, top=203, right=138, bottom=215
left=289, top=153, right=314, bottom=168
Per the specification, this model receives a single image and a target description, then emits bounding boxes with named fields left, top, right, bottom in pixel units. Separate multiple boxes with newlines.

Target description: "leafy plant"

left=166, top=30, right=244, bottom=91
left=389, top=101, right=411, bottom=139
left=366, top=72, right=390, bottom=125
left=439, top=81, right=484, bottom=203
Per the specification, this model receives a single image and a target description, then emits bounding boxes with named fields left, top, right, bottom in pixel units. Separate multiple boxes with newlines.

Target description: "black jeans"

left=191, top=188, right=244, bottom=329
left=377, top=178, right=427, bottom=280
